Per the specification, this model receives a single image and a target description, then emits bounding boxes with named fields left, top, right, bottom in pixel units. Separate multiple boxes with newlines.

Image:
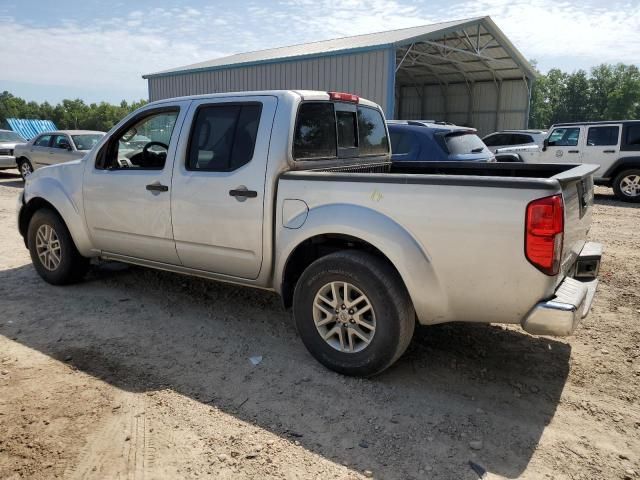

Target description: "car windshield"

left=0, top=131, right=26, bottom=142
left=444, top=132, right=488, bottom=155
left=71, top=134, right=103, bottom=150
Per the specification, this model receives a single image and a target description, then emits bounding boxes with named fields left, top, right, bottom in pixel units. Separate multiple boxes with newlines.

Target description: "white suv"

left=537, top=121, right=640, bottom=202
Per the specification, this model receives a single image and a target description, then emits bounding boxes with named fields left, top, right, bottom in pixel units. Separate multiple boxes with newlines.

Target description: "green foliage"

left=529, top=63, right=640, bottom=128
left=0, top=91, right=147, bottom=132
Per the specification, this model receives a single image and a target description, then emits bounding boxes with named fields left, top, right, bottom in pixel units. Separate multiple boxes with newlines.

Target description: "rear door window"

left=294, top=103, right=337, bottom=160
left=587, top=126, right=619, bottom=146
left=357, top=106, right=388, bottom=156
left=482, top=134, right=507, bottom=147
left=187, top=103, right=261, bottom=171
left=510, top=133, right=534, bottom=145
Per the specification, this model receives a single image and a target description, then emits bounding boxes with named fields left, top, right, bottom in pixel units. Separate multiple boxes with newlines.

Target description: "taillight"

left=328, top=91, right=359, bottom=103
left=525, top=194, right=564, bottom=275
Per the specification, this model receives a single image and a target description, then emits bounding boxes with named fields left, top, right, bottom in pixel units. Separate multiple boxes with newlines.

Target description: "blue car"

left=387, top=120, right=494, bottom=162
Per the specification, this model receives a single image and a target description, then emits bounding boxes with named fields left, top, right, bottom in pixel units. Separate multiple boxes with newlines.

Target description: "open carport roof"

left=143, top=16, right=536, bottom=85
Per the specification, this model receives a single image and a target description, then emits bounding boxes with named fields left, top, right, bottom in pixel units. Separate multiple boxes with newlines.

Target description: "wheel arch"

left=20, top=178, right=95, bottom=256
left=275, top=204, right=450, bottom=324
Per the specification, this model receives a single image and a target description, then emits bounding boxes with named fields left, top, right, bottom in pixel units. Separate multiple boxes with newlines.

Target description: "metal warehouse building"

left=143, top=16, right=536, bottom=135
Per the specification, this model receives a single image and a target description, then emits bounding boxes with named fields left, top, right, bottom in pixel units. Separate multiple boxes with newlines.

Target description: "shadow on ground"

left=0, top=261, right=571, bottom=479
left=0, top=171, right=23, bottom=189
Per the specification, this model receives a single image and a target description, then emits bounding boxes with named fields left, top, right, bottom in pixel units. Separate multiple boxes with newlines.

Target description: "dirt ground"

left=0, top=170, right=638, bottom=480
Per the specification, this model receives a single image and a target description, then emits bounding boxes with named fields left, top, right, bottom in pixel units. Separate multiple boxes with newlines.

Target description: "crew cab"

left=17, top=90, right=602, bottom=376
left=496, top=121, right=640, bottom=202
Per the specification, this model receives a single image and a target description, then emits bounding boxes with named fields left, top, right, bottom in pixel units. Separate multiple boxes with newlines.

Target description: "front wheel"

left=18, top=158, right=33, bottom=181
left=27, top=209, right=90, bottom=285
left=293, top=251, right=415, bottom=377
left=612, top=169, right=640, bottom=203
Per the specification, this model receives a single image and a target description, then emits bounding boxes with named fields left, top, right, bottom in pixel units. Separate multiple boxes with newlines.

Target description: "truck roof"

left=146, top=90, right=381, bottom=110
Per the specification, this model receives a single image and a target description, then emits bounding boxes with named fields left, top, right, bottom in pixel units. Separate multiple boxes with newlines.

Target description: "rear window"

left=625, top=125, right=640, bottom=145
left=293, top=103, right=337, bottom=160
left=293, top=102, right=389, bottom=160
left=444, top=132, right=487, bottom=155
left=357, top=107, right=389, bottom=156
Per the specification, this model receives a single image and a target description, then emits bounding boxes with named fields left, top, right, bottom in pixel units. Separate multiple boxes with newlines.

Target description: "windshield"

left=444, top=132, right=488, bottom=155
left=0, top=131, right=26, bottom=142
left=71, top=134, right=104, bottom=151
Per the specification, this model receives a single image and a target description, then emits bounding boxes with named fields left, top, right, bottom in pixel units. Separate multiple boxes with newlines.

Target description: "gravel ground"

left=0, top=170, right=638, bottom=480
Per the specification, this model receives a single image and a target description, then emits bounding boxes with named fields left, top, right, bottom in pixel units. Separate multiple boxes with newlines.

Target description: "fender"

left=21, top=161, right=95, bottom=257
left=274, top=203, right=451, bottom=325
left=600, top=156, right=640, bottom=180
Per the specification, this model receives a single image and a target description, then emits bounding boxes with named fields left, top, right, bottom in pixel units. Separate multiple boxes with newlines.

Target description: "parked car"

left=14, top=130, right=105, bottom=180
left=482, top=130, right=547, bottom=153
left=0, top=129, right=27, bottom=171
left=496, top=121, right=640, bottom=202
left=18, top=90, right=601, bottom=376
left=388, top=120, right=494, bottom=162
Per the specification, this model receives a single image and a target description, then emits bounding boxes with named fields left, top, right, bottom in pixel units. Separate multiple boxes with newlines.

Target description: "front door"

left=30, top=134, right=53, bottom=167
left=582, top=124, right=622, bottom=179
left=83, top=103, right=189, bottom=264
left=50, top=134, right=80, bottom=165
left=541, top=126, right=583, bottom=163
left=171, top=95, right=277, bottom=279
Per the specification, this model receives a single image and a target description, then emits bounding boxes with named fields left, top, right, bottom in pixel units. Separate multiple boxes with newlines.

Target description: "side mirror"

left=542, top=138, right=549, bottom=152
left=59, top=142, right=72, bottom=151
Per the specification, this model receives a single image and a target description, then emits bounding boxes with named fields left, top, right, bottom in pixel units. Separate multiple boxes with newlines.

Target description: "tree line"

left=0, top=91, right=147, bottom=133
left=529, top=63, right=640, bottom=128
left=1, top=62, right=638, bottom=134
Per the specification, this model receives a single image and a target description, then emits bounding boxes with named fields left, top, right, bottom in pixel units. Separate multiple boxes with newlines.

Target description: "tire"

left=293, top=250, right=415, bottom=377
left=18, top=158, right=33, bottom=181
left=612, top=169, right=640, bottom=203
left=27, top=208, right=89, bottom=285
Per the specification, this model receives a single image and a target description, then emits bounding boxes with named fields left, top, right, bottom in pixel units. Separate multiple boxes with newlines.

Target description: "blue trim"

left=386, top=48, right=396, bottom=119
left=143, top=44, right=391, bottom=79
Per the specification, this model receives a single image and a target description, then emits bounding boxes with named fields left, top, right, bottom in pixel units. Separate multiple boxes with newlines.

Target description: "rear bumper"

left=521, top=242, right=601, bottom=336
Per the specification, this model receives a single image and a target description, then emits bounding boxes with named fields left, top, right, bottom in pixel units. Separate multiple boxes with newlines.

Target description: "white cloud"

left=0, top=0, right=638, bottom=102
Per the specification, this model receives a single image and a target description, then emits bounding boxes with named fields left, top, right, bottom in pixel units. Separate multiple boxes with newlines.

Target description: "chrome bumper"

left=522, top=242, right=601, bottom=336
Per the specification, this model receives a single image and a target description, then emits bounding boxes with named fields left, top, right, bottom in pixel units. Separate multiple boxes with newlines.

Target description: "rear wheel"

left=293, top=250, right=415, bottom=377
left=18, top=158, right=33, bottom=181
left=27, top=209, right=89, bottom=285
left=612, top=169, right=640, bottom=202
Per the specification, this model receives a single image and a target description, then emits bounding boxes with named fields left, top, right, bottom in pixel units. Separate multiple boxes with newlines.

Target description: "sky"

left=1, top=0, right=639, bottom=104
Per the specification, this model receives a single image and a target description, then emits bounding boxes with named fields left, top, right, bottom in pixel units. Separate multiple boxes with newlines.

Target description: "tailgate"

left=553, top=164, right=599, bottom=280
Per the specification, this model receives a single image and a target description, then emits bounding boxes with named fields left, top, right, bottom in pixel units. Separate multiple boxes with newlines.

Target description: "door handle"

left=603, top=150, right=616, bottom=153
left=568, top=150, right=580, bottom=153
left=146, top=183, right=169, bottom=192
left=229, top=188, right=257, bottom=198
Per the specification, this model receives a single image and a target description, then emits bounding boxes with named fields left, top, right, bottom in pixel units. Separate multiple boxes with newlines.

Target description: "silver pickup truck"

left=17, top=90, right=602, bottom=376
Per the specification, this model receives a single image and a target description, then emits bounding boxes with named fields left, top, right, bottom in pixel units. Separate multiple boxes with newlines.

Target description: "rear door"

left=170, top=95, right=277, bottom=279
left=541, top=126, right=584, bottom=163
left=582, top=124, right=622, bottom=179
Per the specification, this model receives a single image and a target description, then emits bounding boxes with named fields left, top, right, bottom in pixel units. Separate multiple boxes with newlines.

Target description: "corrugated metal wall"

left=148, top=49, right=392, bottom=113
left=397, top=80, right=529, bottom=136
